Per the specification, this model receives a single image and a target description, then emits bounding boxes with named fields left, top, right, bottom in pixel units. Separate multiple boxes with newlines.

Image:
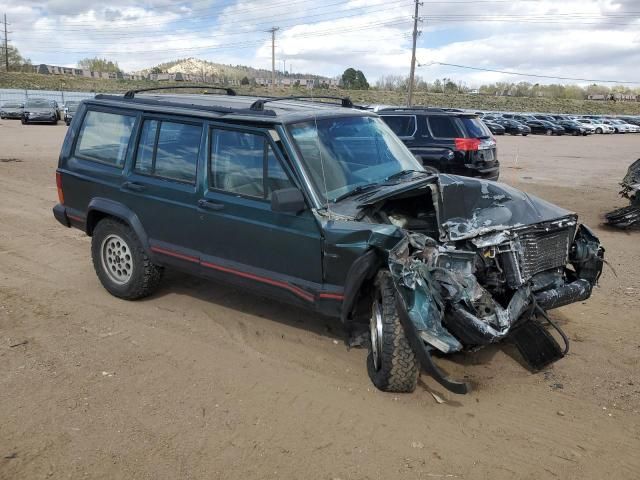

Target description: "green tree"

left=2, top=45, right=32, bottom=72
left=77, top=57, right=121, bottom=73
left=341, top=68, right=369, bottom=90
left=240, top=76, right=250, bottom=85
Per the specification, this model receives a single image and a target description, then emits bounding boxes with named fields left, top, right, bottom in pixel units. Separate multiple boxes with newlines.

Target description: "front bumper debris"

left=386, top=224, right=603, bottom=394
left=605, top=159, right=640, bottom=229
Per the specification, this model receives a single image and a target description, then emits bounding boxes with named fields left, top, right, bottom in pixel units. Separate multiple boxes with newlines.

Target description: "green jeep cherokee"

left=53, top=87, right=604, bottom=394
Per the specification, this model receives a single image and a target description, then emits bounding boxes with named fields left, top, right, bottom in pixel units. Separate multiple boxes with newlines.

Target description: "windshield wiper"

left=332, top=183, right=380, bottom=203
left=385, top=169, right=433, bottom=181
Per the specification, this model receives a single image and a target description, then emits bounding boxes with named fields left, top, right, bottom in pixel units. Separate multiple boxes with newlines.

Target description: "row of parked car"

left=479, top=112, right=640, bottom=136
left=0, top=99, right=79, bottom=126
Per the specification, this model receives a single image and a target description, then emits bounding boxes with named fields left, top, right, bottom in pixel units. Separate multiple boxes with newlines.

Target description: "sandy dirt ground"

left=1, top=120, right=639, bottom=480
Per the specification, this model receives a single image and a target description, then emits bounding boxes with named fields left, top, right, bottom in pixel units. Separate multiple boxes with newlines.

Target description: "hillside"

left=2, top=72, right=640, bottom=115
left=137, top=57, right=328, bottom=82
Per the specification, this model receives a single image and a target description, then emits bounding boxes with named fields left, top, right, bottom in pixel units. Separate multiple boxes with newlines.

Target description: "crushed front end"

left=352, top=175, right=605, bottom=393
left=605, top=159, right=640, bottom=229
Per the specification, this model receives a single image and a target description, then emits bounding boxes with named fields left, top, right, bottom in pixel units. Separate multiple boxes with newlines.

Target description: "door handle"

left=198, top=199, right=225, bottom=211
left=122, top=181, right=147, bottom=192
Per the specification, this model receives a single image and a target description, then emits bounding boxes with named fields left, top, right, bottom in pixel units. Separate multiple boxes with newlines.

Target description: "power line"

left=419, top=61, right=640, bottom=85
left=2, top=13, right=9, bottom=72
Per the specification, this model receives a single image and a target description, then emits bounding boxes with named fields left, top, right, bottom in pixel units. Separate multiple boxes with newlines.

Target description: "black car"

left=494, top=118, right=531, bottom=136
left=51, top=87, right=604, bottom=394
left=502, top=113, right=537, bottom=123
left=484, top=120, right=505, bottom=135
left=0, top=101, right=24, bottom=119
left=64, top=101, right=80, bottom=126
left=526, top=120, right=565, bottom=136
left=379, top=107, right=499, bottom=180
left=557, top=120, right=589, bottom=136
left=22, top=98, right=59, bottom=125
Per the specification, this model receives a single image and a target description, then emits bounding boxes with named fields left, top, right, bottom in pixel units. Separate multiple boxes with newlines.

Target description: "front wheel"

left=21, top=118, right=27, bottom=125
left=522, top=133, right=528, bottom=136
left=367, top=271, right=419, bottom=393
left=546, top=129, right=553, bottom=136
left=91, top=218, right=164, bottom=300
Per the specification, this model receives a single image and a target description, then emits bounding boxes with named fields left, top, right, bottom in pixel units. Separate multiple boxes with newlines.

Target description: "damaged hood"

left=437, top=175, right=574, bottom=241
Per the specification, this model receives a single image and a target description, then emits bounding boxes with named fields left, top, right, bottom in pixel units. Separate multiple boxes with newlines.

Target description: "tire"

left=366, top=271, right=419, bottom=393
left=51, top=118, right=58, bottom=125
left=546, top=129, right=552, bottom=136
left=522, top=133, right=528, bottom=136
left=21, top=118, right=27, bottom=125
left=91, top=218, right=164, bottom=300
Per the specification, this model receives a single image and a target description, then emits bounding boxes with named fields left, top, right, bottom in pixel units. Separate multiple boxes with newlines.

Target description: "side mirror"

left=271, top=188, right=306, bottom=214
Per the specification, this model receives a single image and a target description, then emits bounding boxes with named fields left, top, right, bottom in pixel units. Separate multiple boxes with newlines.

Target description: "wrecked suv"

left=53, top=88, right=604, bottom=394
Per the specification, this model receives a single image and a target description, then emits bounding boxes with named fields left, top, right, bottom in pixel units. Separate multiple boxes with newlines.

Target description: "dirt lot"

left=1, top=120, right=639, bottom=480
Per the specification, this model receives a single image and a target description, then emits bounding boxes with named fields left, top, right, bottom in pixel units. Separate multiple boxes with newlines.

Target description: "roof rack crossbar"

left=123, top=85, right=236, bottom=99
left=250, top=96, right=354, bottom=111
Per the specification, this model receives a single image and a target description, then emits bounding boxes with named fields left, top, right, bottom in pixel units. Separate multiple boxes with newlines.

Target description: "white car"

left=577, top=119, right=615, bottom=134
left=610, top=119, right=640, bottom=133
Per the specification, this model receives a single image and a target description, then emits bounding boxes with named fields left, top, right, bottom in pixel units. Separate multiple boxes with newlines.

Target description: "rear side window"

left=210, top=129, right=294, bottom=200
left=134, top=119, right=202, bottom=184
left=428, top=116, right=461, bottom=139
left=460, top=117, right=491, bottom=138
left=381, top=115, right=416, bottom=137
left=76, top=111, right=135, bottom=167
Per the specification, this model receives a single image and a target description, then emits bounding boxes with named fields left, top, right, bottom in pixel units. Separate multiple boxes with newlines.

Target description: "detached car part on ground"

left=53, top=91, right=604, bottom=396
left=605, top=159, right=640, bottom=229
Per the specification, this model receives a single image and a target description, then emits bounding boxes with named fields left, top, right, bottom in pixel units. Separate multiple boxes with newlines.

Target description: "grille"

left=518, top=227, right=573, bottom=280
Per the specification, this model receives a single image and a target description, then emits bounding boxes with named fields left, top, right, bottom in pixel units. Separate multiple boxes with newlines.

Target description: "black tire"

left=596, top=128, right=603, bottom=134
left=51, top=118, right=58, bottom=125
left=91, top=218, right=163, bottom=300
left=367, top=271, right=419, bottom=393
left=522, top=133, right=528, bottom=136
left=21, top=118, right=27, bottom=125
left=546, top=129, right=553, bottom=136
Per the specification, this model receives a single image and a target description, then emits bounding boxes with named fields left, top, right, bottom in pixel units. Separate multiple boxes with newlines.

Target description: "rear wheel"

left=596, top=128, right=603, bottom=134
left=21, top=118, right=27, bottom=125
left=367, top=271, right=419, bottom=393
left=91, top=218, right=163, bottom=300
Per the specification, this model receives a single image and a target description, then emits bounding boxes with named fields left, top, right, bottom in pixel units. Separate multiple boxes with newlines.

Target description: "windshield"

left=289, top=116, right=423, bottom=204
left=25, top=99, right=52, bottom=108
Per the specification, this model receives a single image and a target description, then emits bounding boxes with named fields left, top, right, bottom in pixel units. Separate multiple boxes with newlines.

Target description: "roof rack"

left=94, top=93, right=276, bottom=117
left=123, top=85, right=236, bottom=99
left=250, top=96, right=354, bottom=111
left=377, top=106, right=445, bottom=112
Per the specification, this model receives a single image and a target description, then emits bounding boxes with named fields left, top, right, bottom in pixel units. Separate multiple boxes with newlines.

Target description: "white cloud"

left=1, top=0, right=639, bottom=86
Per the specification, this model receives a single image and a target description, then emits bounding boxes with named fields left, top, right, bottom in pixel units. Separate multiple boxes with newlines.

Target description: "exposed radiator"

left=518, top=227, right=573, bottom=281
left=499, top=224, right=574, bottom=288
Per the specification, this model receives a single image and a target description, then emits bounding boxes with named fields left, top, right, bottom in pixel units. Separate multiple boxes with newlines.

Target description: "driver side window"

left=209, top=128, right=294, bottom=200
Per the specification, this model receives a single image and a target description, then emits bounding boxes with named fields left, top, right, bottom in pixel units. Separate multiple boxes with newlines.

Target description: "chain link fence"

left=0, top=89, right=96, bottom=106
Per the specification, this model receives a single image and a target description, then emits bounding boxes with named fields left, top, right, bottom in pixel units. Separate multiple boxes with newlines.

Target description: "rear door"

left=123, top=114, right=205, bottom=266
left=196, top=124, right=324, bottom=304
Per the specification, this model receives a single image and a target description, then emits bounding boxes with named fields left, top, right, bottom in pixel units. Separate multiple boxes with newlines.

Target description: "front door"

left=196, top=124, right=324, bottom=305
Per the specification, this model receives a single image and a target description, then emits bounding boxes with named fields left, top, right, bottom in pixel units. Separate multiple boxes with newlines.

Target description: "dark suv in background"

left=377, top=107, right=499, bottom=180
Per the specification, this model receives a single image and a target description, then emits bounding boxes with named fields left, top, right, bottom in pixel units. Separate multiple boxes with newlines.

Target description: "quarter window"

left=76, top=110, right=135, bottom=167
left=428, top=116, right=461, bottom=139
left=210, top=129, right=294, bottom=200
left=134, top=119, right=202, bottom=184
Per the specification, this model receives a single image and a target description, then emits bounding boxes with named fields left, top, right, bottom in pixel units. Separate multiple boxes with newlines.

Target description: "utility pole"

left=407, top=0, right=422, bottom=106
left=268, top=27, right=279, bottom=90
left=3, top=14, right=9, bottom=72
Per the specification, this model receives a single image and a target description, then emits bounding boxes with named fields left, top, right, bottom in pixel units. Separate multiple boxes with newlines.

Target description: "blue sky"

left=2, top=0, right=639, bottom=87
